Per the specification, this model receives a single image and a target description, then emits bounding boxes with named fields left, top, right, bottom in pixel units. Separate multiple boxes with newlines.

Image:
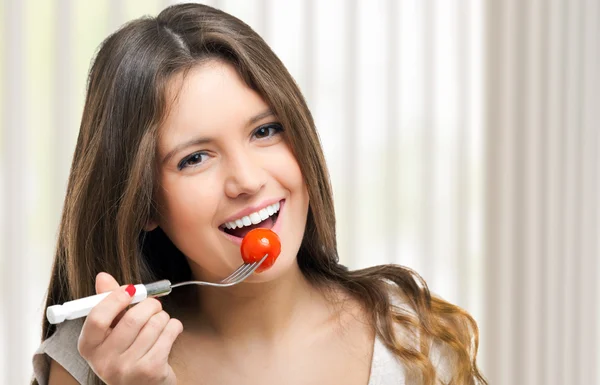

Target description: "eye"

left=253, top=123, right=283, bottom=140
left=178, top=152, right=209, bottom=170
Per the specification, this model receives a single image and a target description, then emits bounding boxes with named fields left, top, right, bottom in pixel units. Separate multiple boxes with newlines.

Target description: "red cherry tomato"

left=240, top=229, right=281, bottom=273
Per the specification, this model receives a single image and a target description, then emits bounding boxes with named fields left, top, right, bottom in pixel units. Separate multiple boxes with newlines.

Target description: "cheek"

left=271, top=148, right=305, bottom=189
left=158, top=175, right=216, bottom=230
left=156, top=175, right=228, bottom=272
left=274, top=150, right=310, bottom=227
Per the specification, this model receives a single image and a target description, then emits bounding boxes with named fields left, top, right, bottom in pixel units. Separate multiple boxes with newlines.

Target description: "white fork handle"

left=46, top=280, right=172, bottom=324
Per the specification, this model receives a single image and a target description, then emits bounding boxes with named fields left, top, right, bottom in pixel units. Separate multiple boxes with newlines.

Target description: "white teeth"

left=223, top=201, right=281, bottom=230
left=250, top=212, right=261, bottom=224
left=259, top=209, right=269, bottom=220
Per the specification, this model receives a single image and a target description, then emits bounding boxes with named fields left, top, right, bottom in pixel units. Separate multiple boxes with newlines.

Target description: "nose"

left=223, top=150, right=267, bottom=198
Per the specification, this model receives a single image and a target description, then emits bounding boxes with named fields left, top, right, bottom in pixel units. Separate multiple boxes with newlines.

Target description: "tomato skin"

left=240, top=229, right=281, bottom=273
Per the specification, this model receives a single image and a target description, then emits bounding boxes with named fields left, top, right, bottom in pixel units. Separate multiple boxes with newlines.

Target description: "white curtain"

left=484, top=1, right=600, bottom=384
left=0, top=1, right=598, bottom=384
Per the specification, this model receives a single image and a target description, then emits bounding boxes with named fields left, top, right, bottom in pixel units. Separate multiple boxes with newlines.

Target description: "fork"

left=170, top=254, right=267, bottom=289
left=46, top=254, right=267, bottom=324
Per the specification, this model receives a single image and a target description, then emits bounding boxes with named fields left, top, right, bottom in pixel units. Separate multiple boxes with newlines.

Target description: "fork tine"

left=220, top=263, right=255, bottom=284
left=219, top=263, right=252, bottom=283
left=228, top=265, right=256, bottom=283
left=220, top=254, right=268, bottom=284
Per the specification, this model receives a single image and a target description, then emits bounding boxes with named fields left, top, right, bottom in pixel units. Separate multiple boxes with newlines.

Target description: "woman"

left=33, top=3, right=487, bottom=384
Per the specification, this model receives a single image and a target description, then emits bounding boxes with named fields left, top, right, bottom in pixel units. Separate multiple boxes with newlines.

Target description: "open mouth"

left=219, top=200, right=282, bottom=240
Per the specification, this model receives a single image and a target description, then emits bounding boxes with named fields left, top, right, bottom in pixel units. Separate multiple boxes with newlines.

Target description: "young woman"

left=32, top=3, right=487, bottom=385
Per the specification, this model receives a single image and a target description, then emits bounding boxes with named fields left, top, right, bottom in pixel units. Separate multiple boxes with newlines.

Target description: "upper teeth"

left=223, top=201, right=280, bottom=230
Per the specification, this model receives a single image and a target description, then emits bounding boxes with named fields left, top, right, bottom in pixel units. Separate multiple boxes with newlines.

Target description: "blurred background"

left=1, top=0, right=598, bottom=384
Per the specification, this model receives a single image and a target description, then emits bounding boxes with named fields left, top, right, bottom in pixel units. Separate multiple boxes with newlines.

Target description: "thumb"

left=95, top=272, right=127, bottom=329
left=95, top=272, right=120, bottom=295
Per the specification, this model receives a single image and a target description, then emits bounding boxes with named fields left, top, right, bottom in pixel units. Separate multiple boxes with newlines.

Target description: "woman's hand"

left=77, top=272, right=183, bottom=385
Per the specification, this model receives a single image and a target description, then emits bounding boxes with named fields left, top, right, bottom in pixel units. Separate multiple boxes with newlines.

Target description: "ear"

left=144, top=218, right=158, bottom=232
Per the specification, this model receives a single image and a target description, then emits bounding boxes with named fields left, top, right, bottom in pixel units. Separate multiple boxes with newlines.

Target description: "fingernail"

left=125, top=284, right=136, bottom=297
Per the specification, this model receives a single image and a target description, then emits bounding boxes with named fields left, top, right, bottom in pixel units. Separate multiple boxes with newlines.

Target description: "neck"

left=188, top=264, right=330, bottom=344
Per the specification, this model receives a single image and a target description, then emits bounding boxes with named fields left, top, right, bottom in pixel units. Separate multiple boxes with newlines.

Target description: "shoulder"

left=381, top=283, right=460, bottom=384
left=32, top=319, right=90, bottom=385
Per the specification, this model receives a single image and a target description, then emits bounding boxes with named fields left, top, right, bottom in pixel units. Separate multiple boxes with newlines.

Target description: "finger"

left=101, top=298, right=163, bottom=354
left=78, top=285, right=136, bottom=356
left=140, top=318, right=183, bottom=365
left=121, top=310, right=171, bottom=361
left=95, top=272, right=120, bottom=294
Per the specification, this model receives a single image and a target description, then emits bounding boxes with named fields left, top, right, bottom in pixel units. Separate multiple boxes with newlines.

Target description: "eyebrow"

left=247, top=109, right=274, bottom=126
left=161, top=109, right=275, bottom=165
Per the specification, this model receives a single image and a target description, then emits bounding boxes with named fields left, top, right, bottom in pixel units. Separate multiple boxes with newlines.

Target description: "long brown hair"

left=37, top=3, right=487, bottom=384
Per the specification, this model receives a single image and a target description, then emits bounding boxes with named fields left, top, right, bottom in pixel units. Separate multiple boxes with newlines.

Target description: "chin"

left=243, top=251, right=299, bottom=283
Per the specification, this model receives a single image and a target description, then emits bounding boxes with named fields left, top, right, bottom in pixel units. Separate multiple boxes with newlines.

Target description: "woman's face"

left=152, top=60, right=309, bottom=283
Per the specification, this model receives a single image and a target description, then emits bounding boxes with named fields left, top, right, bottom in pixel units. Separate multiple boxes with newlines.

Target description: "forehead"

left=158, top=60, right=268, bottom=148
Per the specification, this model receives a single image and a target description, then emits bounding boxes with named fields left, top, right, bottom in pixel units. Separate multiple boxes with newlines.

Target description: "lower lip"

left=220, top=199, right=285, bottom=246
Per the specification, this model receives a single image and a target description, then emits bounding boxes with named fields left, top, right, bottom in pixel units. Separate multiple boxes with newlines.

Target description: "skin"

left=149, top=59, right=309, bottom=285
left=49, top=60, right=375, bottom=385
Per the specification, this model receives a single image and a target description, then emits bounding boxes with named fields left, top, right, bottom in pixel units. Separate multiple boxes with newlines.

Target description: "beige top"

left=32, top=291, right=453, bottom=384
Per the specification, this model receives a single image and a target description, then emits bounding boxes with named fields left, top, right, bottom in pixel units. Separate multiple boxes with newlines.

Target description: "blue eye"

left=178, top=152, right=208, bottom=170
left=253, top=123, right=283, bottom=139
